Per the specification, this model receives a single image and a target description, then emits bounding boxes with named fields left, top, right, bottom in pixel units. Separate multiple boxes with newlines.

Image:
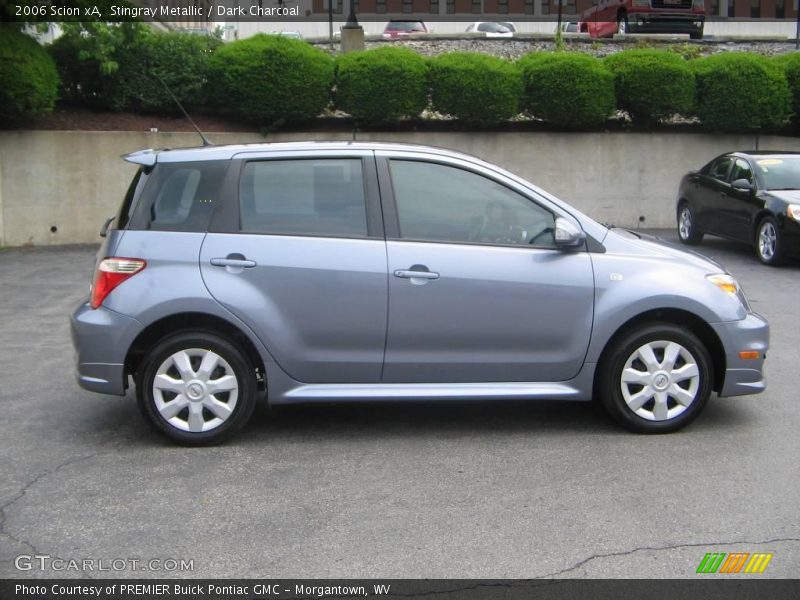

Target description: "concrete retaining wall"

left=1, top=129, right=800, bottom=246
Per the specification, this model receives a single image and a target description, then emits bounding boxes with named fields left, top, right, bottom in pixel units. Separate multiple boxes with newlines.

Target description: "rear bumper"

left=70, top=302, right=143, bottom=396
left=711, top=312, right=769, bottom=397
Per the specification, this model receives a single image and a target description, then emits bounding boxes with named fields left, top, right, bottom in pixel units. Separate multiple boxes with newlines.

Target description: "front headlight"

left=787, top=204, right=800, bottom=222
left=707, top=273, right=750, bottom=310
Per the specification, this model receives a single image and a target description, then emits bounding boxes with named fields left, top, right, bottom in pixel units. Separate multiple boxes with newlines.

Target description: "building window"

left=524, top=0, right=534, bottom=12
left=566, top=0, right=577, bottom=14
left=542, top=0, right=550, bottom=14
left=498, top=0, right=509, bottom=13
left=430, top=0, right=439, bottom=12
left=446, top=0, right=454, bottom=12
left=750, top=0, right=760, bottom=17
left=402, top=0, right=413, bottom=13
left=710, top=0, right=718, bottom=15
left=377, top=0, right=386, bottom=12
left=472, top=0, right=481, bottom=13
left=727, top=0, right=734, bottom=17
left=776, top=0, right=785, bottom=17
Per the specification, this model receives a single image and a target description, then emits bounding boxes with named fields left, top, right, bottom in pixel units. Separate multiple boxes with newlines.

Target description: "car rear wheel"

left=677, top=204, right=703, bottom=245
left=599, top=323, right=712, bottom=433
left=136, top=331, right=257, bottom=445
left=756, top=216, right=784, bottom=266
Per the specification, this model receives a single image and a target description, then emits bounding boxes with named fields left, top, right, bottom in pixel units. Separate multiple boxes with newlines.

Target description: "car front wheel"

left=677, top=203, right=703, bottom=245
left=756, top=216, right=784, bottom=266
left=136, top=331, right=257, bottom=445
left=599, top=323, right=712, bottom=433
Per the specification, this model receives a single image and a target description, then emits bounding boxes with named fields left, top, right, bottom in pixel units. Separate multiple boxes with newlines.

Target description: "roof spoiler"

left=122, top=149, right=158, bottom=167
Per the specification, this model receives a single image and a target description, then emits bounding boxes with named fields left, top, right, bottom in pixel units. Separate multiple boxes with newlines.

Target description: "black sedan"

left=676, top=151, right=800, bottom=265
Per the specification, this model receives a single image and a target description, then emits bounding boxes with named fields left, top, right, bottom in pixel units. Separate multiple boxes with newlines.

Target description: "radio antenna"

left=156, top=76, right=213, bottom=147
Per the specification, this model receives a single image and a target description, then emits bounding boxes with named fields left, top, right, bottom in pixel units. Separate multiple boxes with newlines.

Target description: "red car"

left=580, top=0, right=705, bottom=39
left=382, top=20, right=430, bottom=39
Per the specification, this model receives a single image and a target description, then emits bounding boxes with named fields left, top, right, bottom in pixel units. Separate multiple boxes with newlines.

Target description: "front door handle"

left=394, top=269, right=439, bottom=280
left=210, top=256, right=257, bottom=268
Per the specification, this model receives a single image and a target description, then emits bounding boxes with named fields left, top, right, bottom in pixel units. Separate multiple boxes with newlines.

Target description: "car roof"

left=733, top=151, right=800, bottom=158
left=123, top=141, right=484, bottom=166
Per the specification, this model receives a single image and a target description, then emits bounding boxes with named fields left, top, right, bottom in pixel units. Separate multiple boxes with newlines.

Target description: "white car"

left=465, top=22, right=516, bottom=38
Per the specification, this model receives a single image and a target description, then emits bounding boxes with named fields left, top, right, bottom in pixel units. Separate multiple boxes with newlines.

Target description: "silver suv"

left=71, top=142, right=769, bottom=444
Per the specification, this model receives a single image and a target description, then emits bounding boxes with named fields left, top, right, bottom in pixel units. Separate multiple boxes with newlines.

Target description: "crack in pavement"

left=0, top=453, right=97, bottom=578
left=534, top=535, right=800, bottom=578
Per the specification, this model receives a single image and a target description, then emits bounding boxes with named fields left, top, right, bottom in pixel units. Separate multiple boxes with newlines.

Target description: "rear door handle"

left=210, top=257, right=256, bottom=268
left=394, top=269, right=439, bottom=280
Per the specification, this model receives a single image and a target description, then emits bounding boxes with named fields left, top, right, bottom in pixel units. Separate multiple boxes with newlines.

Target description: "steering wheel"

left=529, top=227, right=554, bottom=245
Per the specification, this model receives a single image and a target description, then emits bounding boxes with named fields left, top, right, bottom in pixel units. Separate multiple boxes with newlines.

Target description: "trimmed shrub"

left=605, top=49, right=694, bottom=124
left=48, top=23, right=148, bottom=111
left=121, top=32, right=221, bottom=114
left=692, top=52, right=790, bottom=131
left=207, top=34, right=334, bottom=124
left=429, top=52, right=522, bottom=126
left=773, top=52, right=800, bottom=125
left=0, top=26, right=59, bottom=123
left=335, top=47, right=428, bottom=125
left=519, top=52, right=614, bottom=129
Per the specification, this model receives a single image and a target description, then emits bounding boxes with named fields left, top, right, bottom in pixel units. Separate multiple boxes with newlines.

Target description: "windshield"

left=754, top=156, right=800, bottom=190
left=478, top=22, right=512, bottom=32
left=386, top=21, right=425, bottom=32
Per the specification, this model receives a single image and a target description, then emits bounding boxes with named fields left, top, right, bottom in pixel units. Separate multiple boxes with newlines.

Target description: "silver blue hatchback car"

left=71, top=142, right=769, bottom=444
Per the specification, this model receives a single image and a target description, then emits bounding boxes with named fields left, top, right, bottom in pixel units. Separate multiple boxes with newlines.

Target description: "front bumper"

left=70, top=302, right=143, bottom=396
left=626, top=13, right=704, bottom=34
left=711, top=312, right=769, bottom=397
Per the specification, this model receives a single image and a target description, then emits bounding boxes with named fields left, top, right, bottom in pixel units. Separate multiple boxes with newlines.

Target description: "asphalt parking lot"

left=0, top=229, right=798, bottom=579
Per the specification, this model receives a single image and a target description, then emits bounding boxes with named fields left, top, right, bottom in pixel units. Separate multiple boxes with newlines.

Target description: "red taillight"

left=90, top=257, right=146, bottom=309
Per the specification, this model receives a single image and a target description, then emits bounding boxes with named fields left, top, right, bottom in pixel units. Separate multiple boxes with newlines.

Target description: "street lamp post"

left=339, top=0, right=364, bottom=52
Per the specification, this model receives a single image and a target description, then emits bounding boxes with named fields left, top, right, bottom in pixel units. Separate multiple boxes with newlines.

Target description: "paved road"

left=1, top=230, right=798, bottom=579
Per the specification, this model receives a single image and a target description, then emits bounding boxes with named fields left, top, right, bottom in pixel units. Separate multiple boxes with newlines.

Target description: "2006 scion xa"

left=71, top=142, right=769, bottom=444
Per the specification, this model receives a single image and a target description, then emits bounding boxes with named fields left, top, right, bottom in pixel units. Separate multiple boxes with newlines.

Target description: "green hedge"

left=692, top=52, right=790, bottom=131
left=773, top=52, right=800, bottom=126
left=519, top=52, right=614, bottom=129
left=0, top=26, right=59, bottom=123
left=429, top=52, right=522, bottom=126
left=121, top=32, right=221, bottom=114
left=207, top=34, right=334, bottom=125
left=49, top=23, right=147, bottom=111
left=335, top=47, right=428, bottom=125
left=605, top=49, right=695, bottom=124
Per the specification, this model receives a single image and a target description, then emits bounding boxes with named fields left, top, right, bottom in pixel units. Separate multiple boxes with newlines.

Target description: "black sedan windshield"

left=754, top=156, right=800, bottom=190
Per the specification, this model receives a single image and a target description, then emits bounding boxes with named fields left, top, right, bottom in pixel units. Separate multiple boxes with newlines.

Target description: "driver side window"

left=389, top=160, right=556, bottom=247
left=730, top=159, right=754, bottom=184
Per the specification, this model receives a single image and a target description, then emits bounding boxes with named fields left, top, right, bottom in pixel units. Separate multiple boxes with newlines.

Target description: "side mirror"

left=732, top=178, right=754, bottom=192
left=554, top=217, right=586, bottom=249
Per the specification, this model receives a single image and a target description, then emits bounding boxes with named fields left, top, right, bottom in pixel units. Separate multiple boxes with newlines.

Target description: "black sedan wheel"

left=756, top=217, right=784, bottom=266
left=677, top=204, right=703, bottom=245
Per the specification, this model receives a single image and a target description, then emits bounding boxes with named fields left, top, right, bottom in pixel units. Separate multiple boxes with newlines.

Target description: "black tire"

left=136, top=331, right=257, bottom=445
left=755, top=216, right=784, bottom=266
left=598, top=323, right=713, bottom=433
left=690, top=29, right=703, bottom=40
left=677, top=202, right=704, bottom=245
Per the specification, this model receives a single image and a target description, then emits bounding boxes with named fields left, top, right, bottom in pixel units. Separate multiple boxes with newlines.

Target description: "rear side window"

left=129, top=161, right=228, bottom=232
left=239, top=159, right=368, bottom=238
left=116, top=167, right=148, bottom=230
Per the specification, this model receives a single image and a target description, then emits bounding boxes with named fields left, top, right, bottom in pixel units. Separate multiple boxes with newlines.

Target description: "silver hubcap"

left=758, top=222, right=776, bottom=260
left=678, top=208, right=692, bottom=240
left=153, top=349, right=239, bottom=433
left=620, top=340, right=700, bottom=422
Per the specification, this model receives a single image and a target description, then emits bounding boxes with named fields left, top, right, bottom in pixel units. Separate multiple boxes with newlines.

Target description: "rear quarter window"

left=128, top=161, right=228, bottom=232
